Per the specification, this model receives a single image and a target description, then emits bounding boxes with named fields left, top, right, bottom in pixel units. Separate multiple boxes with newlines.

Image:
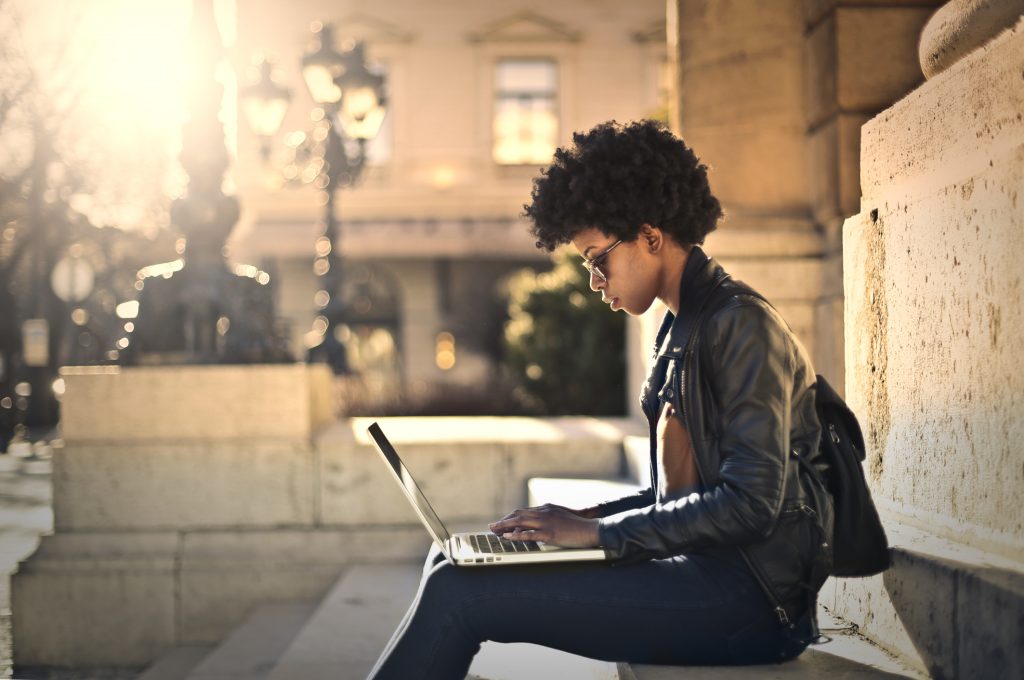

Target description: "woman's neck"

left=660, top=245, right=691, bottom=315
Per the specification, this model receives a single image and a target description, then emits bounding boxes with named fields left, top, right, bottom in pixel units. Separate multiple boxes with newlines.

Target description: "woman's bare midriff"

left=656, top=401, right=700, bottom=500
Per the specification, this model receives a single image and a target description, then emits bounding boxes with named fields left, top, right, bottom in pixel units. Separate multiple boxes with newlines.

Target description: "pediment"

left=468, top=11, right=581, bottom=44
left=631, top=19, right=666, bottom=45
left=333, top=13, right=415, bottom=45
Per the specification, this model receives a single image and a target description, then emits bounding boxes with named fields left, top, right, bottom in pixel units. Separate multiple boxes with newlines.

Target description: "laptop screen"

left=366, top=422, right=453, bottom=552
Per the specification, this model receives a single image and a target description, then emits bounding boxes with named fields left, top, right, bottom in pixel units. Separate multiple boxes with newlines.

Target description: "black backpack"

left=802, top=375, right=890, bottom=576
left=685, top=275, right=891, bottom=578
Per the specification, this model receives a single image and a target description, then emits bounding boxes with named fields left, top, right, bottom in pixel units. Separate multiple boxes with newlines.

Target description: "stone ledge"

left=59, top=363, right=335, bottom=441
left=619, top=631, right=922, bottom=679
left=10, top=527, right=429, bottom=666
left=860, top=17, right=1024, bottom=202
left=319, top=417, right=643, bottom=526
left=830, top=519, right=1024, bottom=679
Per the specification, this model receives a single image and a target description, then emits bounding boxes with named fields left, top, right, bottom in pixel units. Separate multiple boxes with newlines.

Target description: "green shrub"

left=503, top=249, right=627, bottom=415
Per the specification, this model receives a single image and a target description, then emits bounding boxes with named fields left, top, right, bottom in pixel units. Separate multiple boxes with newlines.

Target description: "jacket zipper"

left=679, top=334, right=794, bottom=626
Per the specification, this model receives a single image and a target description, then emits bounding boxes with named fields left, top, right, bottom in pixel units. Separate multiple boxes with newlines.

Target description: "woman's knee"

left=421, top=543, right=448, bottom=578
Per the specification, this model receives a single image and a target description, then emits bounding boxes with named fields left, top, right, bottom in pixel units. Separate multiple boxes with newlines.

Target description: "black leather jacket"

left=596, top=247, right=834, bottom=623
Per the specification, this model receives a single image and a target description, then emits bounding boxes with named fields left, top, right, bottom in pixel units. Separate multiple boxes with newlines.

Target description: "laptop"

left=367, top=422, right=608, bottom=566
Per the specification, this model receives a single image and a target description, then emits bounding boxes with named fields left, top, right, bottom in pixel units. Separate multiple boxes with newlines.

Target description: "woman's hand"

left=488, top=503, right=601, bottom=548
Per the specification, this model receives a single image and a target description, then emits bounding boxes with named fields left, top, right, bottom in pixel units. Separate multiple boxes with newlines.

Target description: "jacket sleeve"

left=597, top=302, right=794, bottom=561
left=595, top=488, right=655, bottom=517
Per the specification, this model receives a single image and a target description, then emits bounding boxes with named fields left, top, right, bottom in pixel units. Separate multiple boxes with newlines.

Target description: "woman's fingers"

left=489, top=508, right=543, bottom=533
left=502, top=528, right=546, bottom=542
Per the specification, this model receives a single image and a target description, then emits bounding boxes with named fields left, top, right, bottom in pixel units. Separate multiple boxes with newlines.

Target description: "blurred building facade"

left=227, top=0, right=668, bottom=399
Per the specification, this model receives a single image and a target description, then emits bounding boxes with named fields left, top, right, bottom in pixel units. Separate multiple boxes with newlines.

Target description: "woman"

left=369, top=120, right=832, bottom=679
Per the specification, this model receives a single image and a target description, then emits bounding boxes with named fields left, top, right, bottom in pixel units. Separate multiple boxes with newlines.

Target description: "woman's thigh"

left=418, top=549, right=803, bottom=666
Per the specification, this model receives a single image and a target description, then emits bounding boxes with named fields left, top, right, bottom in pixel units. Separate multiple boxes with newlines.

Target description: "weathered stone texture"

left=318, top=417, right=632, bottom=525
left=675, top=0, right=808, bottom=214
left=846, top=18, right=1024, bottom=550
left=52, top=439, right=317, bottom=530
left=59, top=364, right=335, bottom=441
left=839, top=15, right=1024, bottom=679
left=807, top=6, right=936, bottom=127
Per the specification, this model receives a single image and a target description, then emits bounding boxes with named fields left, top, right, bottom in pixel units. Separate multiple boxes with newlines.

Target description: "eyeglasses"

left=581, top=239, right=623, bottom=282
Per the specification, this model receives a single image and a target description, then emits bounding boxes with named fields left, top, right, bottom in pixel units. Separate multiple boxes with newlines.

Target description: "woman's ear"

left=639, top=224, right=663, bottom=253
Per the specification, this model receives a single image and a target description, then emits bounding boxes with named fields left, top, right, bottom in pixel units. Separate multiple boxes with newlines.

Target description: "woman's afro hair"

left=523, top=120, right=722, bottom=251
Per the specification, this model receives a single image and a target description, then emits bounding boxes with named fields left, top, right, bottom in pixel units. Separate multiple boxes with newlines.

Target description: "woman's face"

left=571, top=227, right=662, bottom=316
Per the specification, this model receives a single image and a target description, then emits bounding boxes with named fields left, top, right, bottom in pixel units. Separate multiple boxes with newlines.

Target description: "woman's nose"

left=588, top=271, right=603, bottom=292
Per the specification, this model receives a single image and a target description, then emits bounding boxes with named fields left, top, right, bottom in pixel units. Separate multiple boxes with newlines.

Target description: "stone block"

left=318, top=417, right=639, bottom=526
left=186, top=603, right=315, bottom=680
left=859, top=20, right=1024, bottom=200
left=501, top=419, right=630, bottom=510
left=52, top=439, right=316, bottom=530
left=178, top=564, right=339, bottom=645
left=703, top=217, right=823, bottom=259
left=835, top=7, right=934, bottom=113
left=809, top=113, right=871, bottom=226
left=803, top=0, right=940, bottom=30
left=12, top=533, right=178, bottom=667
left=59, top=364, right=335, bottom=442
left=623, top=435, right=651, bottom=487
left=956, top=562, right=1024, bottom=679
left=716, top=256, right=824, bottom=304
left=807, top=6, right=934, bottom=126
left=806, top=10, right=838, bottom=128
left=319, top=422, right=502, bottom=525
left=267, top=565, right=421, bottom=680
left=844, top=21, right=1024, bottom=549
left=180, top=527, right=429, bottom=565
left=813, top=293, right=846, bottom=388
left=676, top=1, right=809, bottom=214
left=178, top=527, right=428, bottom=643
left=831, top=520, right=1024, bottom=679
left=527, top=478, right=643, bottom=509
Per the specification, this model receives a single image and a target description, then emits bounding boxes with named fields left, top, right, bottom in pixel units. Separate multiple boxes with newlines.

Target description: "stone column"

left=666, top=0, right=826, bottom=376
left=804, top=0, right=942, bottom=388
left=837, top=3, right=1023, bottom=677
left=658, top=0, right=940, bottom=393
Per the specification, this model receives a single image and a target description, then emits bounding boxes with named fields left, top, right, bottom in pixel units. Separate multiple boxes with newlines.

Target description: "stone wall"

left=12, top=365, right=639, bottom=667
left=835, top=9, right=1023, bottom=678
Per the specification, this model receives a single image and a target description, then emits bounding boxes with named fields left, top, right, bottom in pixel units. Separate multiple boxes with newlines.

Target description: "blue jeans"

left=368, top=544, right=812, bottom=679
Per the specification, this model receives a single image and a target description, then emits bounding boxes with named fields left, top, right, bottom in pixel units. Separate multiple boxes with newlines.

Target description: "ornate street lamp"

left=300, top=23, right=347, bottom=107
left=243, top=22, right=387, bottom=374
left=240, top=59, right=292, bottom=160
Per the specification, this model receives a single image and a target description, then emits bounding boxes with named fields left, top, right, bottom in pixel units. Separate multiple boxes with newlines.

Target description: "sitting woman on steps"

left=368, top=120, right=833, bottom=680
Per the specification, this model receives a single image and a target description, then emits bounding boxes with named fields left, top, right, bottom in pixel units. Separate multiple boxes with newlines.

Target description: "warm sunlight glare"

left=10, top=0, right=236, bottom=229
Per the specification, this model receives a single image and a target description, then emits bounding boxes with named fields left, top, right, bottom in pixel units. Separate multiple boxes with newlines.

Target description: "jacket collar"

left=678, top=245, right=729, bottom=316
left=655, top=245, right=730, bottom=357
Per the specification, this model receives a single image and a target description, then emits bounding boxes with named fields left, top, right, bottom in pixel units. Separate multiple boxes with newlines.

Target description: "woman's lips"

left=607, top=297, right=620, bottom=310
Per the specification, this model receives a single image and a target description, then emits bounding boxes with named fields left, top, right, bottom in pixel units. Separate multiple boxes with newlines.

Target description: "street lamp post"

left=242, top=23, right=387, bottom=374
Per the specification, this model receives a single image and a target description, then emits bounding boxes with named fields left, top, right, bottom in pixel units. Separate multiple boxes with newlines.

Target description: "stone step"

left=136, top=645, right=213, bottom=680
left=267, top=563, right=421, bottom=680
left=264, top=561, right=622, bottom=680
left=527, top=477, right=643, bottom=509
left=826, top=517, right=1024, bottom=678
left=470, top=642, right=619, bottom=680
left=620, top=605, right=925, bottom=679
left=184, top=603, right=317, bottom=680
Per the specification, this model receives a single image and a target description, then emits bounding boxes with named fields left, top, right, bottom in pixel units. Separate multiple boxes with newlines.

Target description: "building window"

left=492, top=59, right=558, bottom=165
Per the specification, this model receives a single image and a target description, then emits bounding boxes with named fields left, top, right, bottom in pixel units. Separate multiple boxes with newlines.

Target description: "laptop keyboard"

left=469, top=533, right=541, bottom=554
